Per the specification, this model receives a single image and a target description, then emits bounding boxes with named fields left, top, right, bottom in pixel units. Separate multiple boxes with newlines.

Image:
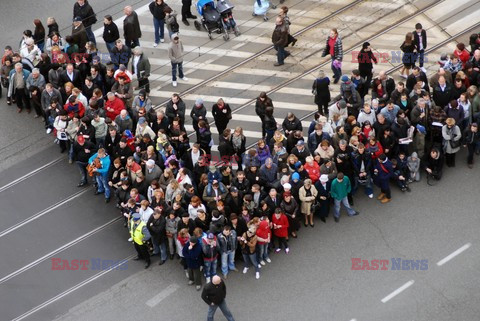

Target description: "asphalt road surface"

left=1, top=0, right=480, bottom=320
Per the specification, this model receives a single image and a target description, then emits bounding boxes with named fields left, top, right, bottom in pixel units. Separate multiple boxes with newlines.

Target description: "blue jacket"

left=8, top=69, right=31, bottom=97
left=308, top=131, right=331, bottom=152
left=88, top=153, right=111, bottom=178
left=374, top=159, right=393, bottom=180
left=182, top=242, right=202, bottom=269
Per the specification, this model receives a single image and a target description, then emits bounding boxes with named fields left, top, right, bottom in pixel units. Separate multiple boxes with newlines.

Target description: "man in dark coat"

left=71, top=17, right=88, bottom=53
left=272, top=16, right=289, bottom=66
left=123, top=6, right=142, bottom=48
left=147, top=209, right=168, bottom=265
left=73, top=0, right=97, bottom=44
left=132, top=47, right=151, bottom=93
left=201, top=275, right=235, bottom=321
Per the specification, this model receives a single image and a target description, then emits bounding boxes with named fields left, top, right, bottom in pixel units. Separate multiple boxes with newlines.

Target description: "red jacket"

left=304, top=161, right=320, bottom=183
left=272, top=214, right=289, bottom=238
left=105, top=97, right=125, bottom=120
left=256, top=220, right=271, bottom=245
left=454, top=49, right=470, bottom=68
left=64, top=101, right=85, bottom=118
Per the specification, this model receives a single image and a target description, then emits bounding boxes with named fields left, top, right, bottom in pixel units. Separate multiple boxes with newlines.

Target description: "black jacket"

left=123, top=12, right=142, bottom=42
left=73, top=0, right=97, bottom=28
left=103, top=22, right=120, bottom=43
left=71, top=24, right=88, bottom=53
left=110, top=44, right=131, bottom=67
left=149, top=1, right=168, bottom=20
left=147, top=215, right=167, bottom=244
left=201, top=280, right=227, bottom=305
left=165, top=99, right=186, bottom=123
left=357, top=49, right=377, bottom=73
left=73, top=141, right=96, bottom=162
left=413, top=29, right=427, bottom=50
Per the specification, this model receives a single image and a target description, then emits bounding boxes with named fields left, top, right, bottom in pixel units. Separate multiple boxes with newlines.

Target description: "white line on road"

left=0, top=189, right=89, bottom=239
left=381, top=280, right=415, bottom=303
left=0, top=157, right=63, bottom=193
left=0, top=217, right=121, bottom=285
left=146, top=283, right=181, bottom=307
left=436, top=243, right=472, bottom=266
left=11, top=254, right=136, bottom=321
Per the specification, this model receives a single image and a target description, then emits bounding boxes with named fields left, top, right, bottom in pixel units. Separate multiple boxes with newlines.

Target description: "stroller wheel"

left=263, top=16, right=269, bottom=21
left=223, top=34, right=229, bottom=41
left=194, top=20, right=201, bottom=31
left=208, top=33, right=213, bottom=40
left=271, top=4, right=277, bottom=9
left=252, top=12, right=257, bottom=16
left=234, top=29, right=241, bottom=37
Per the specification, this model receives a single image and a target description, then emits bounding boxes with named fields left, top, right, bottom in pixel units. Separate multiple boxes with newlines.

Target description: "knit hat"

left=294, top=161, right=302, bottom=169
left=283, top=183, right=291, bottom=190
left=77, top=135, right=85, bottom=144
left=341, top=75, right=349, bottom=82
left=292, top=172, right=300, bottom=181
left=296, top=140, right=305, bottom=146
left=320, top=174, right=329, bottom=183
left=337, top=100, right=347, bottom=109
left=73, top=16, right=82, bottom=22
left=195, top=98, right=204, bottom=106
left=207, top=233, right=215, bottom=239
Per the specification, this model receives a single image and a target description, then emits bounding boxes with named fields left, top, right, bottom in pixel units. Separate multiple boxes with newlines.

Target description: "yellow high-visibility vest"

left=130, top=221, right=146, bottom=245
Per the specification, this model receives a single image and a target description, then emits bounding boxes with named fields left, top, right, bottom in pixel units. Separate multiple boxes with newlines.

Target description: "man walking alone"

left=272, top=16, right=289, bottom=67
left=201, top=275, right=235, bottom=321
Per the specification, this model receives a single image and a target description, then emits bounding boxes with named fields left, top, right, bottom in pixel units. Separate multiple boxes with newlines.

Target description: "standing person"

left=312, top=70, right=331, bottom=116
left=330, top=172, right=359, bottom=222
left=168, top=34, right=188, bottom=87
left=73, top=134, right=96, bottom=187
left=298, top=179, right=318, bottom=227
left=218, top=225, right=237, bottom=279
left=271, top=16, right=289, bottom=67
left=149, top=0, right=168, bottom=47
left=322, top=28, right=343, bottom=84
left=183, top=235, right=203, bottom=290
left=8, top=63, right=31, bottom=113
left=123, top=6, right=142, bottom=49
left=413, top=23, right=427, bottom=73
left=191, top=98, right=208, bottom=139
left=33, top=19, right=46, bottom=52
left=201, top=275, right=236, bottom=321
left=463, top=123, right=480, bottom=168
left=255, top=92, right=273, bottom=138
left=373, top=154, right=393, bottom=203
left=271, top=208, right=289, bottom=253
left=103, top=15, right=120, bottom=53
left=202, top=232, right=219, bottom=283
left=212, top=98, right=232, bottom=139
left=357, top=42, right=377, bottom=93
left=129, top=213, right=152, bottom=268
left=442, top=117, right=462, bottom=167
left=165, top=7, right=180, bottom=40
left=279, top=6, right=297, bottom=47
left=132, top=47, right=151, bottom=94
left=181, top=0, right=197, bottom=26
left=88, top=148, right=112, bottom=202
left=71, top=17, right=88, bottom=53
left=240, top=227, right=260, bottom=280
left=263, top=106, right=277, bottom=144
left=147, top=208, right=168, bottom=265
left=165, top=93, right=186, bottom=125
left=399, top=32, right=416, bottom=79
left=73, top=0, right=97, bottom=44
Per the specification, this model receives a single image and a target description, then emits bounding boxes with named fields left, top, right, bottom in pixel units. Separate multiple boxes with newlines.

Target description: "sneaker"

left=260, top=260, right=266, bottom=266
left=160, top=38, right=165, bottom=43
left=188, top=280, right=194, bottom=285
left=265, top=258, right=271, bottom=263
left=255, top=272, right=260, bottom=279
left=196, top=285, right=201, bottom=291
left=172, top=80, right=177, bottom=87
left=230, top=267, right=238, bottom=272
left=285, top=248, right=290, bottom=254
left=180, top=77, right=189, bottom=81
left=421, top=67, right=427, bottom=73
left=368, top=194, right=373, bottom=199
left=275, top=248, right=281, bottom=253
left=127, top=237, right=133, bottom=242
left=223, top=274, right=228, bottom=279
left=242, top=267, right=249, bottom=274
left=206, top=277, right=211, bottom=283
left=257, top=264, right=262, bottom=269
left=46, top=128, right=52, bottom=134
left=185, top=270, right=189, bottom=278
left=153, top=43, right=158, bottom=47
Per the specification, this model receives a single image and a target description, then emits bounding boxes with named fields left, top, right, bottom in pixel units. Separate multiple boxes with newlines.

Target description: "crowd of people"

left=2, top=0, right=480, bottom=294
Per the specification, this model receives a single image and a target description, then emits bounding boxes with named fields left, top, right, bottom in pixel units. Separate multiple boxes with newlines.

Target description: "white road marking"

left=436, top=243, right=472, bottom=266
left=0, top=217, right=122, bottom=285
left=381, top=280, right=415, bottom=303
left=0, top=189, right=89, bottom=239
left=10, top=254, right=136, bottom=321
left=146, top=283, right=181, bottom=307
left=0, top=157, right=63, bottom=193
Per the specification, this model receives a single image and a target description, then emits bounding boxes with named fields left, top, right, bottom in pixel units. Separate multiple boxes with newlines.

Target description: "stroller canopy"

left=216, top=0, right=234, bottom=14
left=196, top=0, right=215, bottom=15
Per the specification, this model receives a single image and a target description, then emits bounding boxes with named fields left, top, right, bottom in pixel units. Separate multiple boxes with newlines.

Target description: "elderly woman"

left=165, top=179, right=185, bottom=206
left=298, top=178, right=318, bottom=227
left=442, top=117, right=462, bottom=167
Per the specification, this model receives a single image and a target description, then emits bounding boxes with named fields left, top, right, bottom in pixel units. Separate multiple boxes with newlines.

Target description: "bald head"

left=124, top=6, right=133, bottom=15
left=212, top=275, right=221, bottom=285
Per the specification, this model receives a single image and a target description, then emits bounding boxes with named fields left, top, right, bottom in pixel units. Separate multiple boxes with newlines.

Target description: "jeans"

left=257, top=243, right=269, bottom=262
left=207, top=300, right=235, bottom=321
left=105, top=41, right=115, bottom=53
left=68, top=141, right=74, bottom=161
left=416, top=50, right=425, bottom=67
left=76, top=161, right=88, bottom=184
left=333, top=197, right=356, bottom=218
left=331, top=60, right=342, bottom=82
left=167, top=234, right=177, bottom=255
left=354, top=175, right=373, bottom=196
left=274, top=45, right=286, bottom=64
left=85, top=26, right=96, bottom=44
left=153, top=240, right=168, bottom=261
left=204, top=259, right=217, bottom=279
left=153, top=18, right=165, bottom=44
left=171, top=62, right=184, bottom=81
left=95, top=175, right=111, bottom=199
left=221, top=251, right=235, bottom=275
left=242, top=253, right=260, bottom=272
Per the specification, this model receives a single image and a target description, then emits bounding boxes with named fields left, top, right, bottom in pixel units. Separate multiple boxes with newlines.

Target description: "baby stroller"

left=253, top=0, right=276, bottom=21
left=216, top=0, right=240, bottom=38
left=194, top=0, right=229, bottom=41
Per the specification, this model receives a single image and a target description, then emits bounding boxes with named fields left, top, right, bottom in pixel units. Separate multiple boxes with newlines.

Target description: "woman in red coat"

left=105, top=92, right=125, bottom=120
left=453, top=43, right=470, bottom=68
left=272, top=208, right=289, bottom=254
left=304, top=156, right=320, bottom=183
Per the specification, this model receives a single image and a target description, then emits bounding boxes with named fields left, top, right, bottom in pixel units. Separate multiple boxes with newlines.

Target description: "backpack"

left=170, top=17, right=179, bottom=33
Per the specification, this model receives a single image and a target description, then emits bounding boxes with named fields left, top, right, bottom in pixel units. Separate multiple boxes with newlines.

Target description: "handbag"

left=449, top=138, right=461, bottom=149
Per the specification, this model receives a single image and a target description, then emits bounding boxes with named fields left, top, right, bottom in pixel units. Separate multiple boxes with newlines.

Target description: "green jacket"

left=330, top=176, right=351, bottom=200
